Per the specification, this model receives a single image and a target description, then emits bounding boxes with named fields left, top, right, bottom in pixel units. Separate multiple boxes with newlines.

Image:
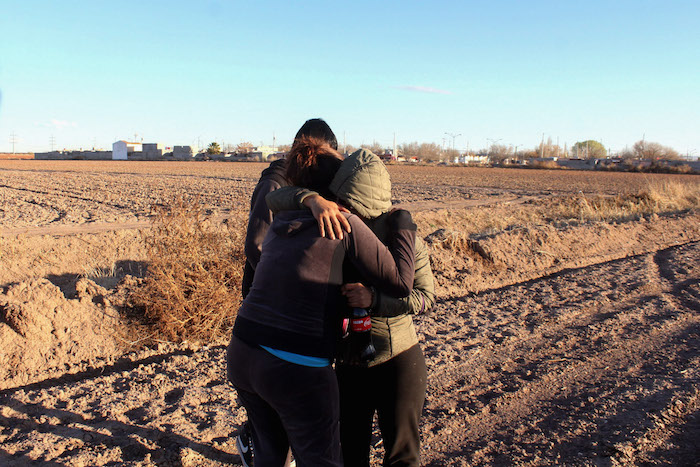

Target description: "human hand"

left=341, top=282, right=374, bottom=308
left=303, top=195, right=351, bottom=240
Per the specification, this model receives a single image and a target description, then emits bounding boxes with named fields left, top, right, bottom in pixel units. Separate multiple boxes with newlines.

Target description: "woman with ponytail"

left=227, top=136, right=418, bottom=466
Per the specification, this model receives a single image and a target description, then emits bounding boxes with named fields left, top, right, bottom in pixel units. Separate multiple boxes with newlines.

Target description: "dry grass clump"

left=129, top=198, right=245, bottom=344
left=419, top=180, right=699, bottom=253
left=548, top=180, right=700, bottom=223
left=416, top=204, right=543, bottom=246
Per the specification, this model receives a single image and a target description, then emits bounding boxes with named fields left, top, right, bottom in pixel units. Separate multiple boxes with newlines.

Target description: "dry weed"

left=129, top=198, right=245, bottom=344
left=419, top=180, right=699, bottom=253
left=548, top=180, right=700, bottom=223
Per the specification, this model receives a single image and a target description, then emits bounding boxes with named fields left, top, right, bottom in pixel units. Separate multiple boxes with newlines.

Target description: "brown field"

left=0, top=154, right=34, bottom=161
left=1, top=161, right=699, bottom=466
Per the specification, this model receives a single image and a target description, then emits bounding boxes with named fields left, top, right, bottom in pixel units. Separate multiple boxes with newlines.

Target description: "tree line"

left=206, top=138, right=688, bottom=162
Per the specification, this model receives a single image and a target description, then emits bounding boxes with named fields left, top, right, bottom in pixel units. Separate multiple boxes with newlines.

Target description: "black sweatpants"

left=335, top=344, right=427, bottom=467
left=227, top=335, right=342, bottom=467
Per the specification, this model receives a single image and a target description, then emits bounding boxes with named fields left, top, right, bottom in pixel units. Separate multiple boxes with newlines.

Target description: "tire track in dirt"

left=417, top=242, right=700, bottom=466
left=0, top=345, right=242, bottom=466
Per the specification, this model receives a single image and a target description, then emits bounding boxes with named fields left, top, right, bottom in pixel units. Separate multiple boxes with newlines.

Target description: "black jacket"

left=234, top=210, right=416, bottom=359
left=242, top=159, right=288, bottom=297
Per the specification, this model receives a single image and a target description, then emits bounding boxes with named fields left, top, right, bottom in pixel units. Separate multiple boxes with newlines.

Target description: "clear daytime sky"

left=1, top=0, right=699, bottom=155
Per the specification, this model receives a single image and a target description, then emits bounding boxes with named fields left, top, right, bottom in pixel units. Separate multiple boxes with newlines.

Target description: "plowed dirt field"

left=1, top=161, right=698, bottom=466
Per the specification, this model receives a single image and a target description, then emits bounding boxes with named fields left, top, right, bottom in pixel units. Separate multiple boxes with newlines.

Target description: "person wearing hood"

left=227, top=137, right=417, bottom=467
left=267, top=149, right=435, bottom=467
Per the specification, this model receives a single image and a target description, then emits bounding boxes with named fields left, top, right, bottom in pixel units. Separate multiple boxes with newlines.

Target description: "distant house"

left=455, top=154, right=489, bottom=164
left=250, top=145, right=279, bottom=161
left=112, top=141, right=142, bottom=160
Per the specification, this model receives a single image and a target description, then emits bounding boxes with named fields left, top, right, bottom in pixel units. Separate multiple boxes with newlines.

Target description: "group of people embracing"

left=226, top=118, right=436, bottom=467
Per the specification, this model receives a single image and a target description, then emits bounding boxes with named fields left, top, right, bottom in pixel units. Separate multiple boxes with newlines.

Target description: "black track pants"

left=335, top=344, right=427, bottom=467
left=227, top=336, right=342, bottom=467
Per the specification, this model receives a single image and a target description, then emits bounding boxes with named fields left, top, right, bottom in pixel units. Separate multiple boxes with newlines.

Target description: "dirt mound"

left=428, top=212, right=700, bottom=298
left=0, top=278, right=125, bottom=390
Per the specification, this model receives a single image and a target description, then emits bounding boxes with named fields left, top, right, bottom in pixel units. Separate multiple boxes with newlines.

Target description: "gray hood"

left=329, top=149, right=391, bottom=219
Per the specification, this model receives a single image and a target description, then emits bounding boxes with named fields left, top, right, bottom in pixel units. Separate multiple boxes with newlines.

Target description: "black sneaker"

left=236, top=424, right=254, bottom=467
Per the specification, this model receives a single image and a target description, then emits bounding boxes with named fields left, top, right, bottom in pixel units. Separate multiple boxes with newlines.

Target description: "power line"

left=10, top=132, right=18, bottom=153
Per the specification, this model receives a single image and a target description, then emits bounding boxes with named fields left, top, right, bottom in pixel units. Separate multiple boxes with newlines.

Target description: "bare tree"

left=236, top=142, right=255, bottom=154
left=443, top=148, right=460, bottom=162
left=361, top=141, right=385, bottom=156
left=535, top=137, right=564, bottom=159
left=399, top=142, right=420, bottom=160
left=489, top=144, right=511, bottom=163
left=632, top=140, right=680, bottom=160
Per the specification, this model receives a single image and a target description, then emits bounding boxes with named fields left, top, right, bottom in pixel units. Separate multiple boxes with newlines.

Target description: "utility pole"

left=50, top=135, right=56, bottom=152
left=487, top=138, right=502, bottom=162
left=10, top=132, right=17, bottom=153
left=445, top=132, right=460, bottom=151
left=393, top=132, right=397, bottom=160
left=540, top=133, right=545, bottom=158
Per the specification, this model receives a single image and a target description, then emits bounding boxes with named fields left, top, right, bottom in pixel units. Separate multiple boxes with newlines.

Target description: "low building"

left=142, top=143, right=167, bottom=160
left=173, top=145, right=197, bottom=160
left=455, top=154, right=489, bottom=164
left=112, top=141, right=142, bottom=160
left=250, top=145, right=279, bottom=161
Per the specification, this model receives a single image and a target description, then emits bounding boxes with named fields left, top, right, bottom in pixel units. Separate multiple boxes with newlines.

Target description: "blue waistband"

left=260, top=345, right=331, bottom=368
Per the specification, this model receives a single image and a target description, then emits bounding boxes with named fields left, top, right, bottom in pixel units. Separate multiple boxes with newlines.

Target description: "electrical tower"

left=10, top=132, right=18, bottom=153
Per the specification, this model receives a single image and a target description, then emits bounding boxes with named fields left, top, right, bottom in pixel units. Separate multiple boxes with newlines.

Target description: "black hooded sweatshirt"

left=233, top=209, right=416, bottom=359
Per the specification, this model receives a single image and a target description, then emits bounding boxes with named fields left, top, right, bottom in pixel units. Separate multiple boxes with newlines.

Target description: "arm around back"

left=265, top=185, right=317, bottom=214
left=372, top=236, right=435, bottom=317
left=343, top=210, right=416, bottom=298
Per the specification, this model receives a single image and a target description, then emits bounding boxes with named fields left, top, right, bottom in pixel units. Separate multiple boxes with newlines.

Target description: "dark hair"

left=286, top=136, right=342, bottom=198
left=294, top=118, right=338, bottom=150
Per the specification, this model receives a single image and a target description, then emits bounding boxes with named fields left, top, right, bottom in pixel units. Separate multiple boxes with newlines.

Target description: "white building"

left=112, top=141, right=143, bottom=160
left=254, top=145, right=280, bottom=161
left=455, top=154, right=489, bottom=164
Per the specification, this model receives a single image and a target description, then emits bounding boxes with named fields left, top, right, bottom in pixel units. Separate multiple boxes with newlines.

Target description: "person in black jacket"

left=236, top=119, right=349, bottom=467
left=227, top=137, right=417, bottom=466
left=241, top=118, right=349, bottom=298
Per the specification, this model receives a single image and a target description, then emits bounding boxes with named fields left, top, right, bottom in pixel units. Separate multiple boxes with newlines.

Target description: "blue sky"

left=1, top=0, right=699, bottom=155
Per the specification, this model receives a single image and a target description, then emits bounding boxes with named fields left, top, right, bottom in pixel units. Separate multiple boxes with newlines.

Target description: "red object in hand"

left=349, top=308, right=376, bottom=363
